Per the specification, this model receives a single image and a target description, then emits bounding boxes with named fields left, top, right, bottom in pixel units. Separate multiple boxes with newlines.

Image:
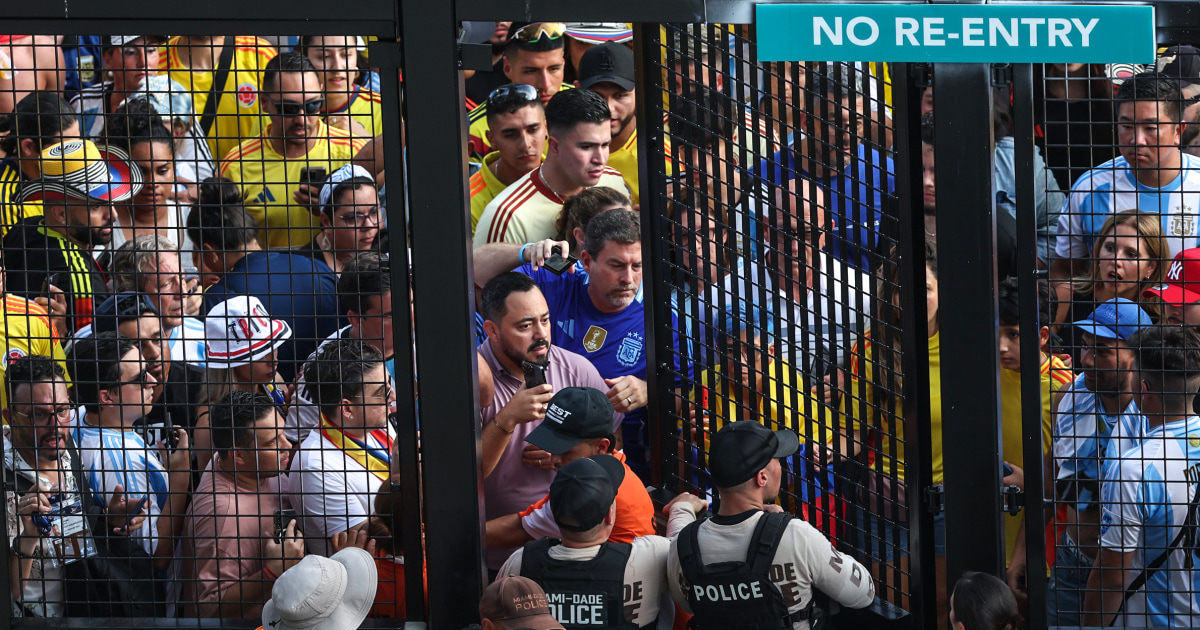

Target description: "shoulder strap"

left=676, top=519, right=706, bottom=580
left=745, top=511, right=791, bottom=576
left=1116, top=481, right=1200, bottom=619
left=519, top=538, right=559, bottom=579
left=199, top=35, right=237, bottom=138
left=62, top=433, right=95, bottom=511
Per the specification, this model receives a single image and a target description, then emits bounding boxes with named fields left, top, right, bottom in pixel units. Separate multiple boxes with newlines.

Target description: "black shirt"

left=2, top=215, right=111, bottom=333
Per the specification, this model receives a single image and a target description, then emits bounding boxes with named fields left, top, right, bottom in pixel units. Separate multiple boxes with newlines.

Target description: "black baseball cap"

left=93, top=292, right=159, bottom=335
left=578, top=43, right=635, bottom=92
left=710, top=421, right=801, bottom=488
left=525, top=387, right=614, bottom=454
left=1158, top=45, right=1200, bottom=86
left=549, top=454, right=625, bottom=531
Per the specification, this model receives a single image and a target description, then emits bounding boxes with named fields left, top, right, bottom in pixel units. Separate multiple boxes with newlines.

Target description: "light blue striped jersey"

left=1099, top=415, right=1200, bottom=627
left=71, top=422, right=169, bottom=557
left=1054, top=373, right=1146, bottom=510
left=1055, top=153, right=1200, bottom=261
left=69, top=316, right=207, bottom=367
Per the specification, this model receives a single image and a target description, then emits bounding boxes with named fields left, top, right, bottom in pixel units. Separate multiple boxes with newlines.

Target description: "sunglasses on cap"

left=109, top=293, right=158, bottom=320
left=265, top=95, right=326, bottom=117
left=512, top=22, right=566, bottom=44
left=487, top=83, right=539, bottom=108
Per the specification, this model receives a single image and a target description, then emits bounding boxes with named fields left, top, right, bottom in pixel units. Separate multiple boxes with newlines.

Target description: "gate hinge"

left=924, top=485, right=944, bottom=515
left=911, top=63, right=933, bottom=88
left=991, top=63, right=1014, bottom=87
left=1002, top=485, right=1024, bottom=516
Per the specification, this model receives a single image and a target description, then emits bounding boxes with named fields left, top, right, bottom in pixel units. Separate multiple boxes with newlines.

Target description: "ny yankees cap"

left=709, top=421, right=800, bottom=488
left=525, top=387, right=614, bottom=454
left=1146, top=248, right=1200, bottom=306
left=577, top=42, right=635, bottom=92
left=549, top=454, right=625, bottom=531
left=479, top=577, right=565, bottom=630
left=1071, top=298, right=1153, bottom=342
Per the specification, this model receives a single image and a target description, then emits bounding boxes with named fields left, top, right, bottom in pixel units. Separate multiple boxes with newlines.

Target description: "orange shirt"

left=518, top=451, right=655, bottom=543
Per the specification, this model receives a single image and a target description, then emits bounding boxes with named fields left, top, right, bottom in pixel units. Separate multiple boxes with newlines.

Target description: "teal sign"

left=756, top=4, right=1155, bottom=64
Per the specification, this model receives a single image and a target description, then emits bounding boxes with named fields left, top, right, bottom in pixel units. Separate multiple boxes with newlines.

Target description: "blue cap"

left=1071, top=298, right=1153, bottom=341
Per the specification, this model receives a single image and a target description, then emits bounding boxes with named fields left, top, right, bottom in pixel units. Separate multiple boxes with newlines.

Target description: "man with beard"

left=1049, top=298, right=1153, bottom=624
left=576, top=43, right=644, bottom=205
left=476, top=209, right=690, bottom=482
left=477, top=272, right=617, bottom=572
left=3, top=139, right=141, bottom=332
left=220, top=50, right=368, bottom=249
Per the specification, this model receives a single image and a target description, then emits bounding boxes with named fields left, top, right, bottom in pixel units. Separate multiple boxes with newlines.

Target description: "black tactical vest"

left=520, top=539, right=647, bottom=629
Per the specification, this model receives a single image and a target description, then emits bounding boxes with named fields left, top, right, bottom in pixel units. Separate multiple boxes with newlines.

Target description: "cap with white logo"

left=525, top=387, right=615, bottom=454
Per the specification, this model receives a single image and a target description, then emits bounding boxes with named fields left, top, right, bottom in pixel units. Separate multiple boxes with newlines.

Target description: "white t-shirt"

left=667, top=511, right=875, bottom=629
left=286, top=424, right=392, bottom=556
left=285, top=326, right=352, bottom=445
left=499, top=501, right=700, bottom=627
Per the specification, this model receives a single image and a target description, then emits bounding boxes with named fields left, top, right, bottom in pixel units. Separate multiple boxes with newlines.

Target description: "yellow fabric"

left=0, top=295, right=71, bottom=415
left=998, top=355, right=1073, bottom=564
left=469, top=153, right=511, bottom=236
left=467, top=83, right=573, bottom=158
left=0, top=161, right=40, bottom=237
left=219, top=121, right=368, bottom=249
left=689, top=359, right=829, bottom=449
left=322, top=86, right=384, bottom=137
left=161, top=36, right=278, bottom=162
left=319, top=415, right=391, bottom=482
left=605, top=130, right=675, bottom=208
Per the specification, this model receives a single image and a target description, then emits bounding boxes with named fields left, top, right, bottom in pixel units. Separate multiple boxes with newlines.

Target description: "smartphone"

left=298, top=167, right=327, bottom=186
left=542, top=245, right=578, bottom=276
left=1002, top=463, right=1014, bottom=478
left=521, top=361, right=547, bottom=389
left=42, top=271, right=70, bottom=295
left=123, top=497, right=149, bottom=530
left=274, top=508, right=297, bottom=544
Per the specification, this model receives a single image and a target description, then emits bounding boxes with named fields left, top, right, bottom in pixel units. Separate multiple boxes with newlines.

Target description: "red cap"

left=1145, top=248, right=1200, bottom=305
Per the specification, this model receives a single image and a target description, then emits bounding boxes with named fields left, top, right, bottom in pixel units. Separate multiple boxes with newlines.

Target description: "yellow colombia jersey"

left=470, top=152, right=511, bottom=236
left=320, top=85, right=384, bottom=138
left=467, top=83, right=572, bottom=158
left=605, top=130, right=675, bottom=208
left=688, top=358, right=827, bottom=450
left=220, top=121, right=368, bottom=249
left=0, top=160, right=41, bottom=237
left=0, top=295, right=71, bottom=415
left=999, top=356, right=1072, bottom=565
left=160, top=36, right=279, bottom=162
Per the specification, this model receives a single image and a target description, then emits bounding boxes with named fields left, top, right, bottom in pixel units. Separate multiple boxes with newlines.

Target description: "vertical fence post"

left=399, top=2, right=487, bottom=627
left=932, top=62, right=1006, bottom=591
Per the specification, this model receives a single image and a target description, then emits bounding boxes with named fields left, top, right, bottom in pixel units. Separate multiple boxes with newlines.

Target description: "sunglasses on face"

left=114, top=368, right=154, bottom=389
left=512, top=22, right=566, bottom=43
left=487, top=83, right=539, bottom=108
left=266, top=95, right=326, bottom=117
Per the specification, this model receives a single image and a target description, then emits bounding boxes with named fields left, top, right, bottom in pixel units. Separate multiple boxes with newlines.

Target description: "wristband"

left=262, top=563, right=279, bottom=580
left=518, top=242, right=534, bottom=264
left=495, top=420, right=514, bottom=435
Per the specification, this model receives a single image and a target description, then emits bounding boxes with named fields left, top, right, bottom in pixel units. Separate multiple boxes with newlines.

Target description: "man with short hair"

left=471, top=85, right=547, bottom=236
left=3, top=355, right=149, bottom=617
left=486, top=387, right=656, bottom=555
left=1049, top=298, right=1153, bottom=625
left=499, top=454, right=706, bottom=629
left=67, top=333, right=191, bottom=570
left=667, top=421, right=875, bottom=628
left=188, top=202, right=340, bottom=381
left=1083, top=326, right=1200, bottom=627
left=474, top=87, right=627, bottom=246
left=469, top=22, right=572, bottom=157
left=71, top=36, right=166, bottom=138
left=477, top=272, right=617, bottom=570
left=287, top=339, right=396, bottom=556
left=3, top=139, right=140, bottom=331
left=478, top=576, right=566, bottom=630
left=576, top=43, right=643, bottom=205
left=286, top=252, right=394, bottom=444
left=180, top=390, right=303, bottom=618
left=476, top=209, right=690, bottom=480
left=220, top=50, right=369, bottom=248
left=107, top=234, right=207, bottom=365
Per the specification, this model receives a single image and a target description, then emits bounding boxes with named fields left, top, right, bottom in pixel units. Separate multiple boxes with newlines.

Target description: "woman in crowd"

left=299, top=35, right=381, bottom=138
left=555, top=185, right=632, bottom=257
left=191, top=295, right=293, bottom=472
left=949, top=572, right=1020, bottom=630
left=295, top=163, right=381, bottom=275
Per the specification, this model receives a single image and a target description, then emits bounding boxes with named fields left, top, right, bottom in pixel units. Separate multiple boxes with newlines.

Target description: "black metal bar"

left=399, top=0, right=487, bottom=627
left=1011, top=62, right=1049, bottom=630
left=369, top=37, right=427, bottom=622
left=932, top=63, right=1005, bottom=586
left=0, top=21, right=397, bottom=37
left=893, top=62, right=936, bottom=630
left=632, top=23, right=675, bottom=492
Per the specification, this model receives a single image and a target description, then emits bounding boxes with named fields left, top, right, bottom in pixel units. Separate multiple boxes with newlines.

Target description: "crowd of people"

left=0, top=20, right=1198, bottom=630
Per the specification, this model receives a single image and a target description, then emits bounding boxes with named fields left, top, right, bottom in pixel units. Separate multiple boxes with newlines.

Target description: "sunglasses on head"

left=112, top=293, right=156, bottom=319
left=512, top=22, right=566, bottom=44
left=266, top=95, right=325, bottom=117
left=487, top=83, right=539, bottom=108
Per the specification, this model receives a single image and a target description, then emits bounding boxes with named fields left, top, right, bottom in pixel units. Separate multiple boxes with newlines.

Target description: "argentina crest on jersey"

left=616, top=332, right=644, bottom=368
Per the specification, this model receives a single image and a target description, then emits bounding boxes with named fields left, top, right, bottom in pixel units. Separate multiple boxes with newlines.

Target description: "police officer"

left=498, top=454, right=708, bottom=629
left=667, top=422, right=876, bottom=629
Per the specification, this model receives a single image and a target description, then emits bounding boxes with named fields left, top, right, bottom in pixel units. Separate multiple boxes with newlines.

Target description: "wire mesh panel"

left=644, top=23, right=918, bottom=615
left=0, top=33, right=416, bottom=624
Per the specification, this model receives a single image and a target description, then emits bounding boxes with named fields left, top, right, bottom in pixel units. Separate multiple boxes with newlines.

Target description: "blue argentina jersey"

left=1055, top=153, right=1200, bottom=261
left=72, top=423, right=170, bottom=556
left=1099, top=415, right=1200, bottom=628
left=1054, top=374, right=1146, bottom=510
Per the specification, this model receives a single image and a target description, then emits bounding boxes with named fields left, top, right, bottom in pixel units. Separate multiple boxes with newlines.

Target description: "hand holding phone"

left=274, top=509, right=298, bottom=544
left=521, top=360, right=548, bottom=389
left=542, top=245, right=578, bottom=276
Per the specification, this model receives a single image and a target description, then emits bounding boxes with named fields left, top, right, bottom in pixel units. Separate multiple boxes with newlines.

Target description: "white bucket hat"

left=204, top=295, right=292, bottom=367
left=262, top=547, right=378, bottom=630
